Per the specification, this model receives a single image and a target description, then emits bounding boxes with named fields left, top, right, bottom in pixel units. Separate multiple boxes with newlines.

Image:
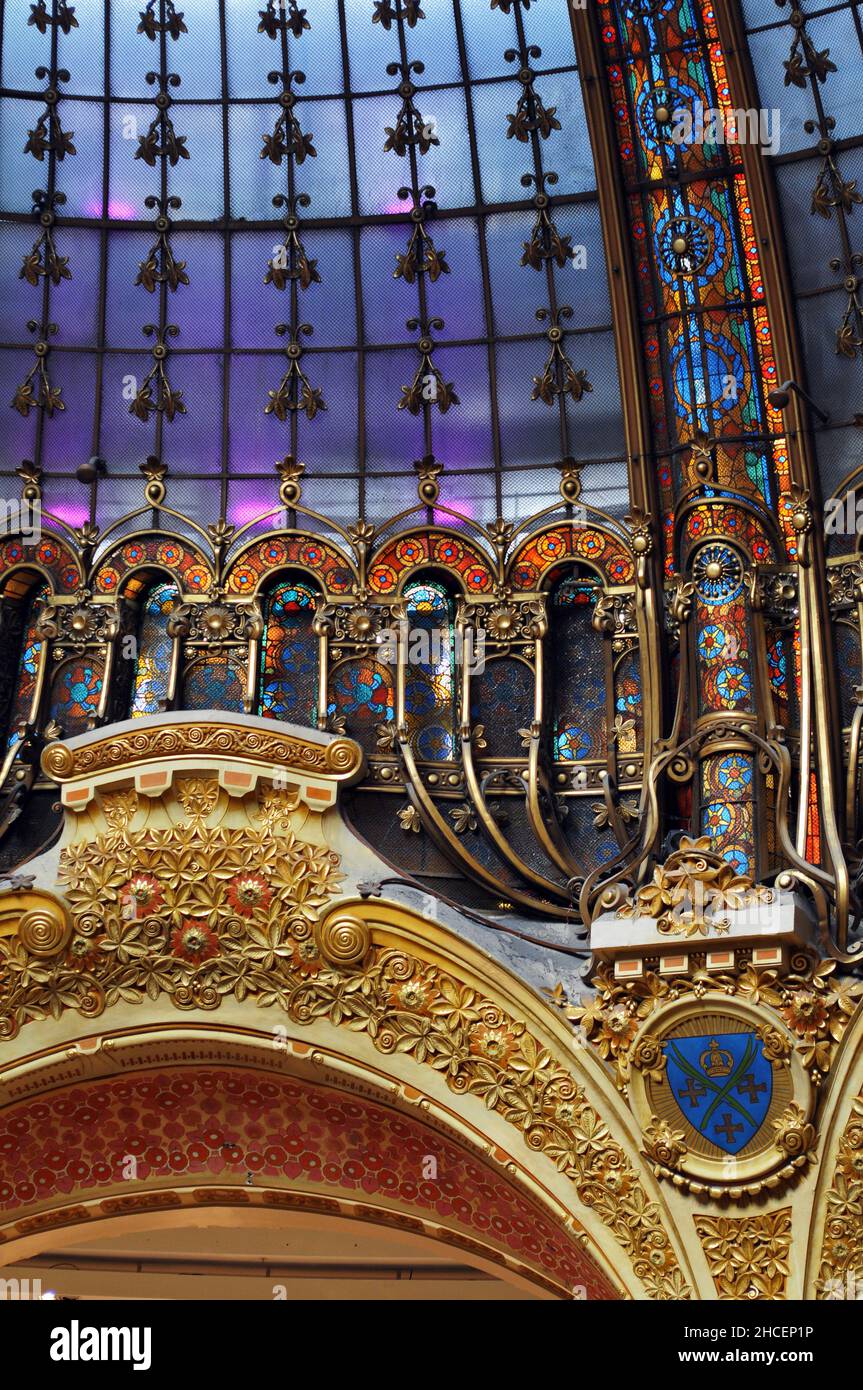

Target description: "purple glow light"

left=434, top=500, right=477, bottom=522
left=85, top=198, right=138, bottom=220
left=228, top=494, right=278, bottom=527
left=381, top=194, right=415, bottom=215
left=48, top=502, right=91, bottom=529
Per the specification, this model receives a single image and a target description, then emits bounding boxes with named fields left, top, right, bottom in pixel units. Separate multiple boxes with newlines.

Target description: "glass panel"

left=4, top=580, right=49, bottom=747
left=49, top=655, right=103, bottom=736
left=258, top=580, right=318, bottom=726
left=551, top=573, right=606, bottom=763
left=129, top=581, right=180, bottom=718
left=404, top=579, right=456, bottom=762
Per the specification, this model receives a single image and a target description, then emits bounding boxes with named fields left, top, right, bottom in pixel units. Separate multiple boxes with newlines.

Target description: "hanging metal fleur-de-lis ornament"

left=504, top=44, right=561, bottom=143
left=20, top=191, right=71, bottom=286
left=532, top=307, right=592, bottom=405
left=129, top=325, right=185, bottom=422
left=373, top=0, right=425, bottom=29
left=832, top=253, right=863, bottom=360
left=137, top=0, right=187, bottom=41
left=135, top=73, right=189, bottom=167
left=24, top=68, right=76, bottom=161
left=394, top=187, right=450, bottom=284
left=136, top=196, right=189, bottom=293
left=265, top=324, right=326, bottom=422
left=265, top=194, right=320, bottom=291
left=261, top=70, right=316, bottom=166
left=11, top=321, right=64, bottom=418
left=384, top=61, right=439, bottom=157
left=520, top=172, right=573, bottom=270
left=399, top=318, right=458, bottom=414
left=258, top=0, right=310, bottom=41
left=28, top=0, right=78, bottom=34
left=807, top=117, right=863, bottom=219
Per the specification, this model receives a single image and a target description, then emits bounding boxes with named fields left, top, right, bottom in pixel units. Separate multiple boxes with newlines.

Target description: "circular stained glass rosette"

left=670, top=330, right=745, bottom=426
left=656, top=206, right=726, bottom=286
left=715, top=663, right=751, bottom=708
left=556, top=724, right=592, bottom=762
left=717, top=754, right=752, bottom=796
left=692, top=543, right=745, bottom=604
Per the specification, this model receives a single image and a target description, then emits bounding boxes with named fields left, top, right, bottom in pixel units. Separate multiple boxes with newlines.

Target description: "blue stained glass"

left=330, top=661, right=392, bottom=720
left=552, top=574, right=607, bottom=763
left=5, top=581, right=49, bottom=748
left=404, top=580, right=456, bottom=762
left=183, top=655, right=245, bottom=712
left=49, top=658, right=103, bottom=735
left=130, top=581, right=180, bottom=718
left=258, top=580, right=318, bottom=726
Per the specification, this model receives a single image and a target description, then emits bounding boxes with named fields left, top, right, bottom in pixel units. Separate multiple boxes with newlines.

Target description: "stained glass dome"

left=0, top=0, right=628, bottom=533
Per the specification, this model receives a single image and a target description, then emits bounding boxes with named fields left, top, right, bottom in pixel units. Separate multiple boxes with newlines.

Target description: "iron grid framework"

left=0, top=0, right=629, bottom=532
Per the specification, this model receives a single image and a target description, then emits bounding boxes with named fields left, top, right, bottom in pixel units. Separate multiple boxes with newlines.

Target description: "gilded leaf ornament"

left=0, top=806, right=691, bottom=1299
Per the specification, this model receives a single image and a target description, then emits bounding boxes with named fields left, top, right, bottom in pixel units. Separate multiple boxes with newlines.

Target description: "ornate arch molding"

left=225, top=533, right=357, bottom=599
left=368, top=529, right=495, bottom=598
left=93, top=532, right=214, bottom=599
left=0, top=531, right=81, bottom=597
left=0, top=713, right=698, bottom=1297
left=508, top=520, right=636, bottom=591
left=804, top=1002, right=863, bottom=1299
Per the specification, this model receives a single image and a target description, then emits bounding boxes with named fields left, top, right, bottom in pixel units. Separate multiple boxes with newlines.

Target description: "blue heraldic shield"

left=664, top=1032, right=773, bottom=1155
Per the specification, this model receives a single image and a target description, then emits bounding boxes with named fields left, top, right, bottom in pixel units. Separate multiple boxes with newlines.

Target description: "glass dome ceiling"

left=0, top=0, right=628, bottom=534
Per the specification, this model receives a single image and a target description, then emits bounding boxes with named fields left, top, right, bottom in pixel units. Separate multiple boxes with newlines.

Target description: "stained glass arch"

left=129, top=578, right=180, bottom=718
left=258, top=577, right=319, bottom=726
left=404, top=578, right=457, bottom=763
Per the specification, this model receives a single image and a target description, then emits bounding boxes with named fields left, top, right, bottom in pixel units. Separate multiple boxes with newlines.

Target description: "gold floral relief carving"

left=694, top=1210, right=793, bottom=1300
left=615, top=837, right=775, bottom=939
left=0, top=816, right=692, bottom=1298
left=256, top=783, right=303, bottom=832
left=98, top=788, right=139, bottom=832
left=554, top=960, right=863, bottom=1091
left=174, top=777, right=221, bottom=828
left=815, top=1092, right=863, bottom=1299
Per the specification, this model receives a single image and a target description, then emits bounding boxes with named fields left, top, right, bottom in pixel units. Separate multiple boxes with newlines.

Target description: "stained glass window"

left=49, top=656, right=103, bottom=736
left=470, top=657, right=534, bottom=759
left=691, top=540, right=756, bottom=875
left=328, top=657, right=394, bottom=754
left=258, top=580, right=318, bottom=726
left=182, top=655, right=245, bottom=712
left=598, top=0, right=793, bottom=564
left=551, top=573, right=607, bottom=764
left=404, top=580, right=456, bottom=762
left=3, top=579, right=49, bottom=748
left=129, top=580, right=179, bottom=718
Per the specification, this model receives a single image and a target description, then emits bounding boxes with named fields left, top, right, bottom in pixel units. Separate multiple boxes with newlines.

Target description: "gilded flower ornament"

left=616, top=836, right=773, bottom=938
left=642, top=1117, right=688, bottom=1170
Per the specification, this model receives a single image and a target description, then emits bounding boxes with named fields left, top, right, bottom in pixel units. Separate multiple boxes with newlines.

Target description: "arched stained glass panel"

left=4, top=580, right=49, bottom=748
left=404, top=580, right=456, bottom=762
left=551, top=574, right=607, bottom=764
left=258, top=580, right=318, bottom=727
left=129, top=580, right=179, bottom=718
